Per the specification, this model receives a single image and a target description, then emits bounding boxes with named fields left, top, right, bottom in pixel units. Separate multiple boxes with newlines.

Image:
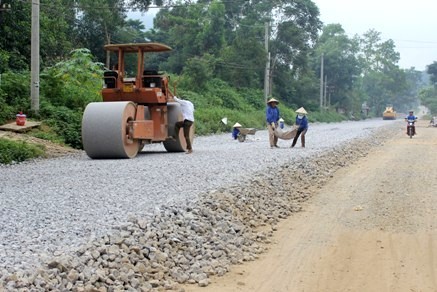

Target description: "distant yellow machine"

left=382, top=106, right=396, bottom=120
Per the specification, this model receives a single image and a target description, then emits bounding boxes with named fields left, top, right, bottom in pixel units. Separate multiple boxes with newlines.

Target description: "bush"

left=309, top=110, right=347, bottom=123
left=40, top=48, right=103, bottom=110
left=29, top=123, right=65, bottom=145
left=39, top=103, right=83, bottom=149
left=0, top=71, right=31, bottom=124
left=0, top=93, right=15, bottom=125
left=0, top=138, right=45, bottom=164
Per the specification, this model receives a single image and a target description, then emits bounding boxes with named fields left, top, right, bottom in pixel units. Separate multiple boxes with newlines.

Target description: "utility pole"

left=263, top=21, right=269, bottom=104
left=31, top=0, right=40, bottom=113
left=324, top=75, right=328, bottom=108
left=328, top=86, right=333, bottom=108
left=320, top=53, right=324, bottom=111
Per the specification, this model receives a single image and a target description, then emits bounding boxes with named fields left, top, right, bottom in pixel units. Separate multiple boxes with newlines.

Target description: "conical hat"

left=233, top=122, right=242, bottom=128
left=279, top=118, right=284, bottom=122
left=295, top=107, right=307, bottom=114
left=267, top=98, right=279, bottom=104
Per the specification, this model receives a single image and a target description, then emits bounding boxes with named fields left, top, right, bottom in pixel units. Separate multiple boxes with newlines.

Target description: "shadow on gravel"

left=137, top=150, right=169, bottom=156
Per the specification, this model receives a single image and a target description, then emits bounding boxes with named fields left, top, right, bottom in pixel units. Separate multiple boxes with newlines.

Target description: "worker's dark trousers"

left=175, top=119, right=193, bottom=150
left=291, top=128, right=307, bottom=148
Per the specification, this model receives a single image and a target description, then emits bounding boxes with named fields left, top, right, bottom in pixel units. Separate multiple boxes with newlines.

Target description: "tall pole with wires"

left=320, top=53, right=324, bottom=111
left=264, top=21, right=270, bottom=104
left=31, top=0, right=40, bottom=113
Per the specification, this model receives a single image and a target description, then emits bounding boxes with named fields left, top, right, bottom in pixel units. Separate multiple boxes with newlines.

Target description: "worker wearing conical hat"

left=232, top=122, right=242, bottom=140
left=266, top=98, right=280, bottom=148
left=279, top=118, right=285, bottom=129
left=291, top=107, right=308, bottom=148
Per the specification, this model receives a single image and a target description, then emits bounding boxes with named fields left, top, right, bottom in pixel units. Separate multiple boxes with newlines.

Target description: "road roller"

left=81, top=43, right=194, bottom=158
left=382, top=105, right=396, bottom=120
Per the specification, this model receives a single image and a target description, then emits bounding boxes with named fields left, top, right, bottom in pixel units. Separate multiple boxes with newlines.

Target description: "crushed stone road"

left=0, top=119, right=398, bottom=274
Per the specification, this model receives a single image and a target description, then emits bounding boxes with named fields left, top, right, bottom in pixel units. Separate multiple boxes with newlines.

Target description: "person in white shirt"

left=174, top=96, right=195, bottom=154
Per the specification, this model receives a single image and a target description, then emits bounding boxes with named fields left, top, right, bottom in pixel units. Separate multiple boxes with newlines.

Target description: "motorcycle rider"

left=405, top=110, right=418, bottom=135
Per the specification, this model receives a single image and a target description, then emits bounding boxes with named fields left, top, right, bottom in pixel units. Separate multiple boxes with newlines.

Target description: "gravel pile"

left=0, top=120, right=400, bottom=291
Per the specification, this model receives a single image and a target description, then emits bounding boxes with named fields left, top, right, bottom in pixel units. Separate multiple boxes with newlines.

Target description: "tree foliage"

left=420, top=63, right=437, bottom=114
left=0, top=0, right=431, bottom=146
left=311, top=24, right=360, bottom=112
left=41, top=48, right=104, bottom=110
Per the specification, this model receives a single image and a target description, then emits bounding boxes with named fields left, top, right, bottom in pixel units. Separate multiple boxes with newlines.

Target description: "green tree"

left=0, top=0, right=75, bottom=70
left=419, top=62, right=437, bottom=114
left=0, top=1, right=32, bottom=71
left=74, top=0, right=127, bottom=63
left=357, top=29, right=406, bottom=115
left=419, top=86, right=437, bottom=114
left=396, top=68, right=422, bottom=112
left=39, top=0, right=75, bottom=66
left=311, top=24, right=360, bottom=112
left=41, top=48, right=104, bottom=110
left=426, top=61, right=437, bottom=85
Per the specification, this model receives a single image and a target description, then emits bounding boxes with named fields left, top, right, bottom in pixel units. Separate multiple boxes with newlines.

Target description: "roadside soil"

left=187, top=120, right=437, bottom=292
left=0, top=130, right=80, bottom=158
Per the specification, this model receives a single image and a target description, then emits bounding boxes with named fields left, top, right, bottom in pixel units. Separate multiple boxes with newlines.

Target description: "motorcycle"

left=406, top=120, right=416, bottom=138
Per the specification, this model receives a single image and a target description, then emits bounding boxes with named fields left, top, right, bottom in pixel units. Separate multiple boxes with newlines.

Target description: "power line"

left=16, top=0, right=250, bottom=10
left=395, top=39, right=437, bottom=44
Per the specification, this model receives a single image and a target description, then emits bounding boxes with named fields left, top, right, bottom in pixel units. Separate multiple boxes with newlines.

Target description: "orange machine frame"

left=102, top=43, right=175, bottom=142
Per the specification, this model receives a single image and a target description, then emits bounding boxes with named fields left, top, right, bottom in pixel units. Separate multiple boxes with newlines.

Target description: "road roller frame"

left=81, top=43, right=194, bottom=159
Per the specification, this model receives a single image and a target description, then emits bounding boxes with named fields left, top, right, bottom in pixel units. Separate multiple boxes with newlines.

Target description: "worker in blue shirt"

left=266, top=98, right=280, bottom=148
left=291, top=107, right=309, bottom=148
left=232, top=122, right=242, bottom=140
left=405, top=110, right=417, bottom=121
left=405, top=110, right=418, bottom=135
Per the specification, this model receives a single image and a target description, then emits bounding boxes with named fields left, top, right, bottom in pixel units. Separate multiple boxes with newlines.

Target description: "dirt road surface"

left=187, top=120, right=437, bottom=292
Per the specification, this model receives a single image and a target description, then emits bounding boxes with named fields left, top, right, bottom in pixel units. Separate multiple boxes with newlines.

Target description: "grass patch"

left=29, top=123, right=66, bottom=145
left=0, top=138, right=45, bottom=164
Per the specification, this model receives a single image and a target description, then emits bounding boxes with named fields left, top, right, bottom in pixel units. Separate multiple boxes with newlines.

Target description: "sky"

left=312, top=0, right=437, bottom=71
left=130, top=0, right=437, bottom=71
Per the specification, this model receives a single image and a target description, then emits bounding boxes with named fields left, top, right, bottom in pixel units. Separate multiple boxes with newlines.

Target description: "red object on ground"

left=16, top=112, right=26, bottom=126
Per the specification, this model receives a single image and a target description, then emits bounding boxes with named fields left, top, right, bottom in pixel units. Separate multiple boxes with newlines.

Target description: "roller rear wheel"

left=82, top=101, right=139, bottom=159
left=163, top=102, right=195, bottom=152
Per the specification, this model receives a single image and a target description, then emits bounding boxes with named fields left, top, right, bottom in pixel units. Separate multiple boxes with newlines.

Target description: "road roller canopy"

left=104, top=43, right=172, bottom=53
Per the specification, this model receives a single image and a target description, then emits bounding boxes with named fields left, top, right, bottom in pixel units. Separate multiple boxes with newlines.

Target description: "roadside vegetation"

left=0, top=138, right=44, bottom=164
left=1, top=0, right=435, bottom=164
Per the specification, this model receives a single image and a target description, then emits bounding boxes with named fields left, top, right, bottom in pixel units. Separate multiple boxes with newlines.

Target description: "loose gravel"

left=0, top=119, right=400, bottom=290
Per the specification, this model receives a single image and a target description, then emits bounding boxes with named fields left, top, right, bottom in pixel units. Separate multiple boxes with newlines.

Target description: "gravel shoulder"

left=187, top=120, right=437, bottom=292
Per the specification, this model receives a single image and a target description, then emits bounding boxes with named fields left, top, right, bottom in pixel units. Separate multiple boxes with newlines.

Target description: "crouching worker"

left=291, top=107, right=308, bottom=148
left=232, top=122, right=242, bottom=140
left=279, top=118, right=285, bottom=129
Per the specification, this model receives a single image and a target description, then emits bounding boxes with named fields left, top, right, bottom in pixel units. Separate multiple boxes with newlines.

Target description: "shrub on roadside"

left=309, top=110, right=347, bottom=123
left=39, top=103, right=83, bottom=149
left=0, top=71, right=31, bottom=124
left=0, top=93, right=15, bottom=125
left=29, top=123, right=65, bottom=145
left=40, top=48, right=103, bottom=110
left=0, top=138, right=45, bottom=164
